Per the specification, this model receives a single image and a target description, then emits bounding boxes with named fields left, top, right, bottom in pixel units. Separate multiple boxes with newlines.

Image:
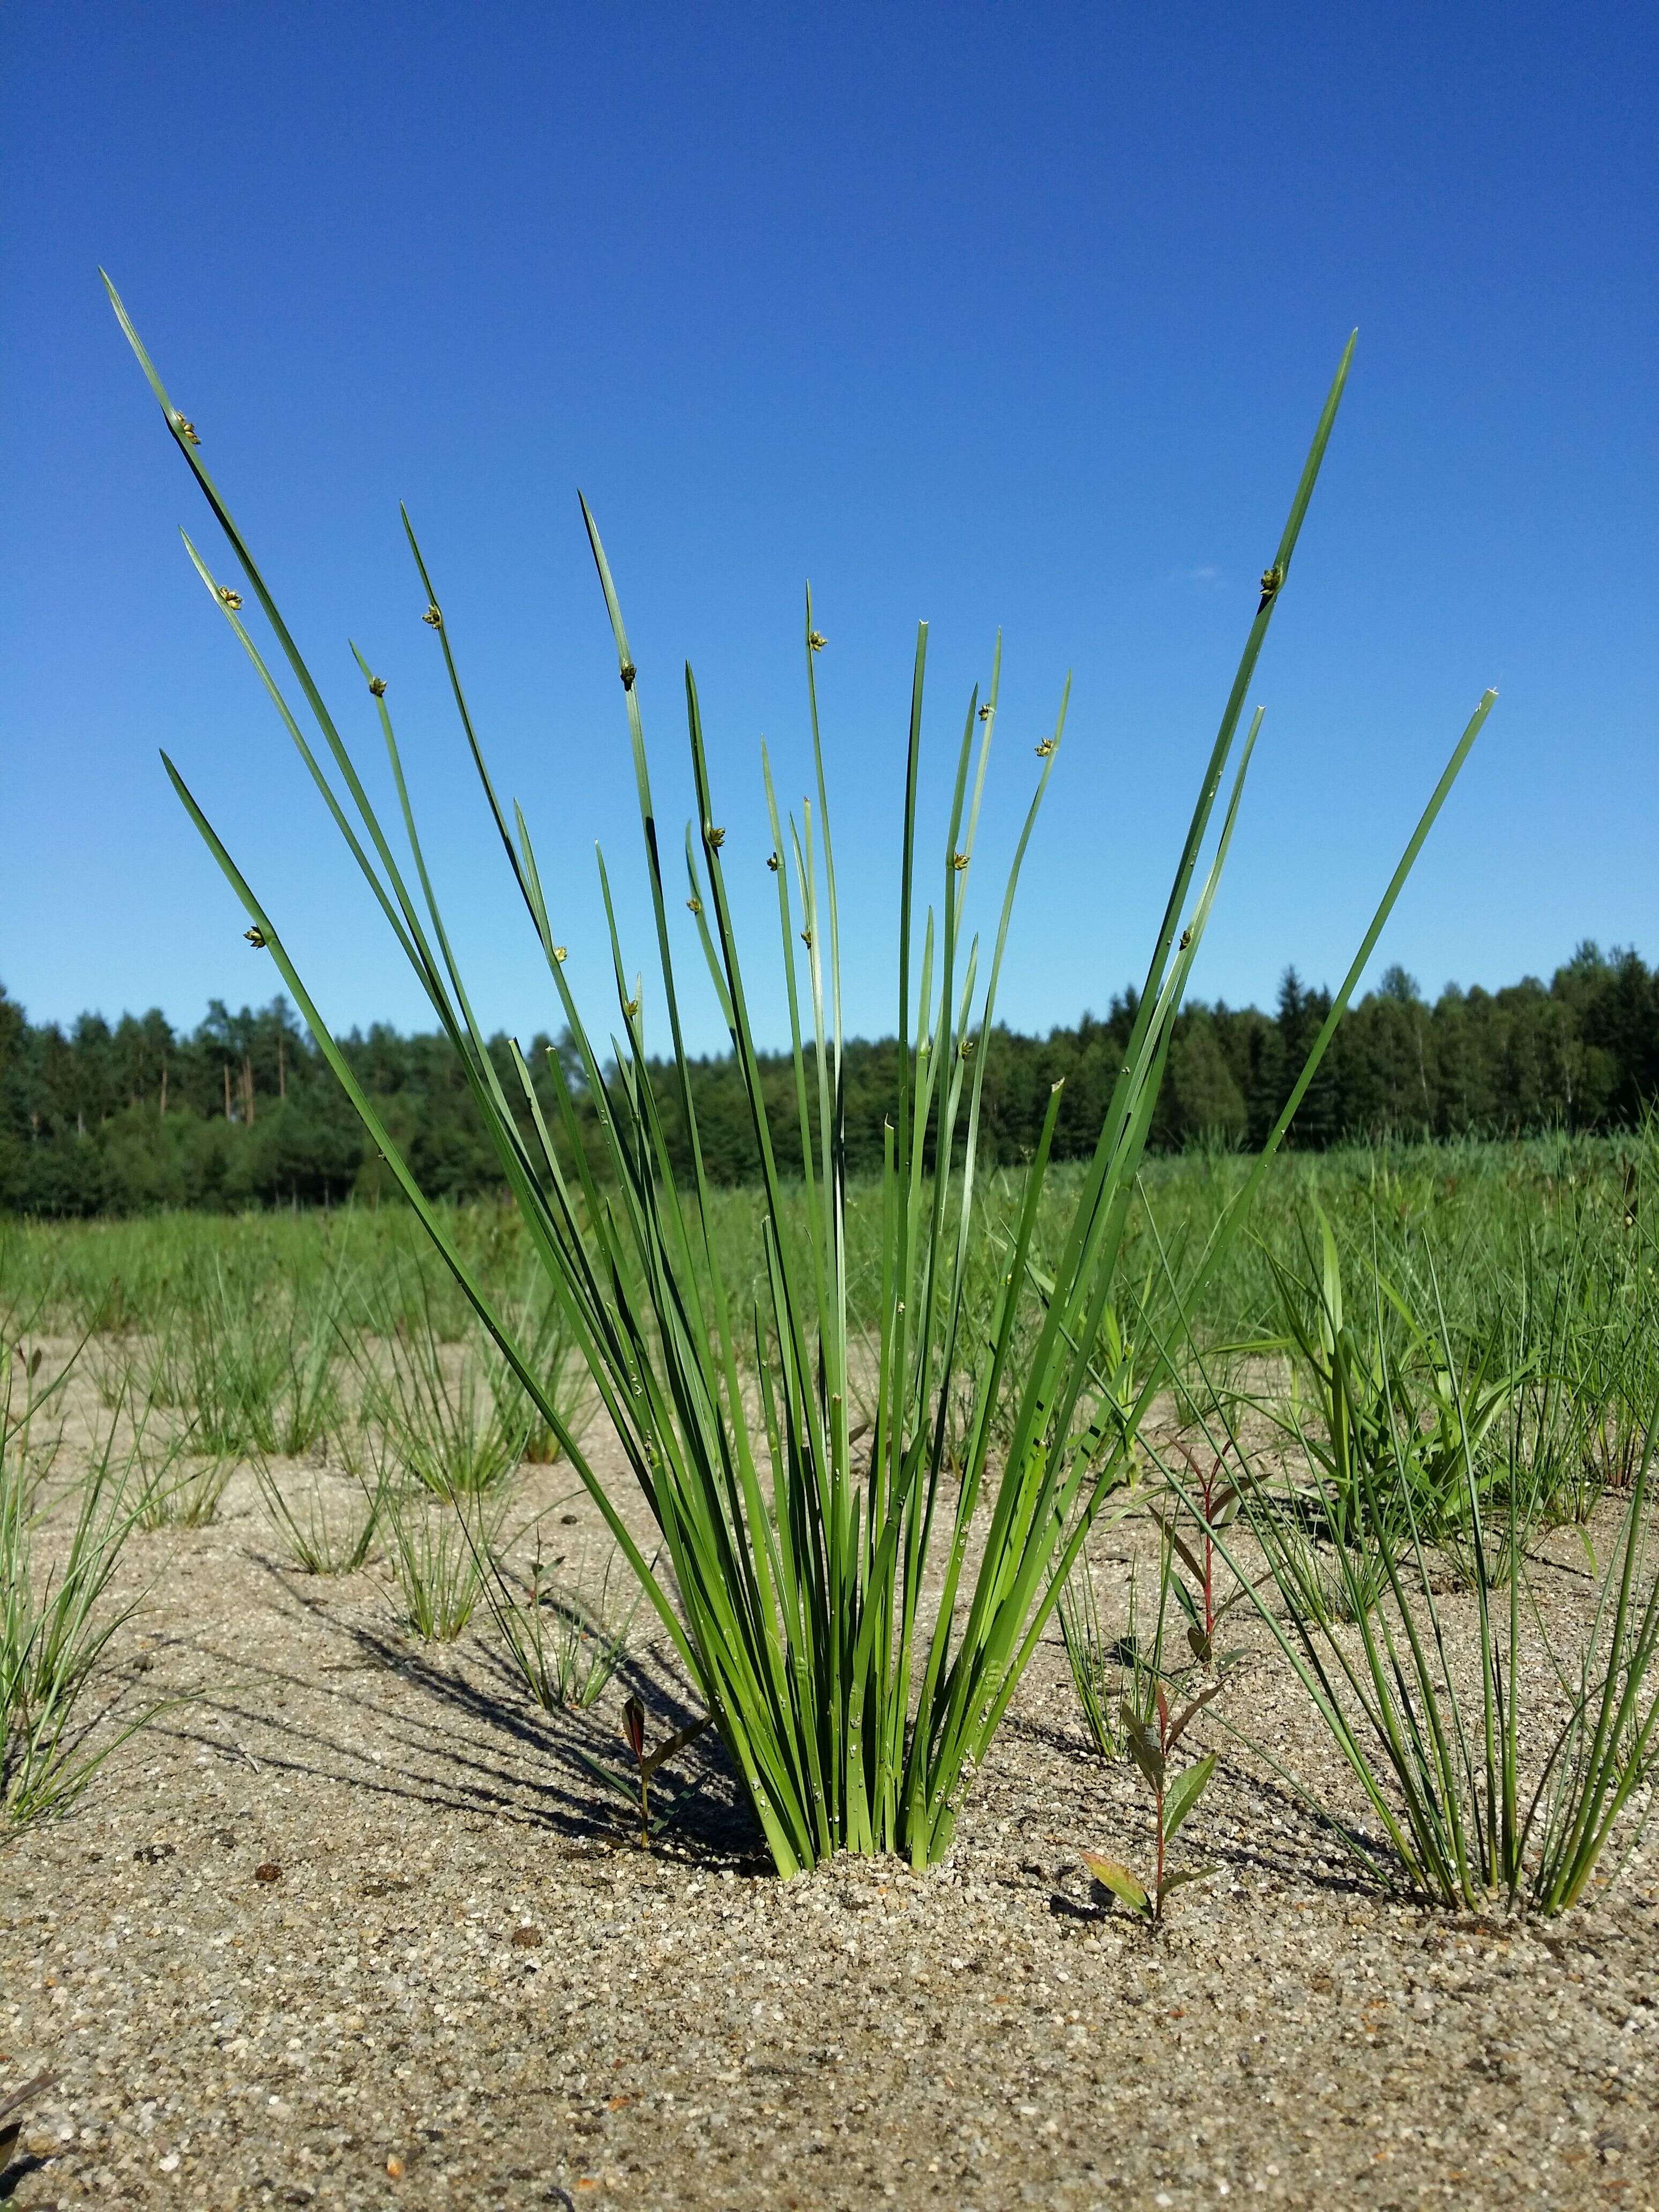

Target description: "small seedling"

left=577, top=1695, right=712, bottom=1848
left=1083, top=1684, right=1219, bottom=1925
left=1155, top=1437, right=1256, bottom=1668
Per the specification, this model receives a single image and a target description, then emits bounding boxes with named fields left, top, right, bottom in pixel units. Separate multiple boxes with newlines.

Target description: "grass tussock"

left=103, top=275, right=1503, bottom=1874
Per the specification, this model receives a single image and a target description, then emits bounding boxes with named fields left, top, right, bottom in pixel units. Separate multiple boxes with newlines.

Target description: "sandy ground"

left=2, top=1367, right=1656, bottom=2211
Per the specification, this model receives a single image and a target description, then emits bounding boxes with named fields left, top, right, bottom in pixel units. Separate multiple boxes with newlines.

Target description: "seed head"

left=1035, top=737, right=1056, bottom=758
left=624, top=997, right=640, bottom=1019
left=707, top=826, right=726, bottom=849
left=216, top=585, right=243, bottom=610
left=960, top=1036, right=977, bottom=1059
left=1179, top=927, right=1193, bottom=951
left=808, top=630, right=827, bottom=652
left=619, top=660, right=637, bottom=690
left=244, top=927, right=267, bottom=950
left=686, top=896, right=702, bottom=915
left=369, top=676, right=387, bottom=698
left=801, top=926, right=813, bottom=950
left=422, top=603, right=443, bottom=629
left=977, top=702, right=992, bottom=722
left=951, top=851, right=969, bottom=872
left=1258, top=563, right=1284, bottom=609
left=173, top=414, right=200, bottom=446
left=553, top=945, right=568, bottom=964
left=766, top=853, right=780, bottom=872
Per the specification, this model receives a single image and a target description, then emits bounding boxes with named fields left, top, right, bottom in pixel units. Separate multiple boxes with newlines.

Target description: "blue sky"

left=5, top=2, right=1655, bottom=1055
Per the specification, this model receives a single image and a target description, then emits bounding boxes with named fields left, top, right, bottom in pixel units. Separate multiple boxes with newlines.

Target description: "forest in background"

left=3, top=941, right=1656, bottom=1216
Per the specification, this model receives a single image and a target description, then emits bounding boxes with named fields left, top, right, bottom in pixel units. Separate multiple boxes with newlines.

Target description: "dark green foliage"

left=4, top=938, right=1658, bottom=1220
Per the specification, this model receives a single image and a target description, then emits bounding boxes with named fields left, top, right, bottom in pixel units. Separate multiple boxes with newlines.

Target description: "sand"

left=1, top=1360, right=1655, bottom=2210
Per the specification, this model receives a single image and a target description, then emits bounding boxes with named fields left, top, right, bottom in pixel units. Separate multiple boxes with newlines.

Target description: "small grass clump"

left=380, top=1483, right=502, bottom=1643
left=255, top=1455, right=390, bottom=1575
left=1166, top=1225, right=1659, bottom=1918
left=485, top=1536, right=642, bottom=1713
left=1, top=1346, right=147, bottom=1825
left=353, top=1268, right=551, bottom=1498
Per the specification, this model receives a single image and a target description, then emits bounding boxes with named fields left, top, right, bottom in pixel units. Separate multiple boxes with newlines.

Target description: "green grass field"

left=6, top=1129, right=1651, bottom=1431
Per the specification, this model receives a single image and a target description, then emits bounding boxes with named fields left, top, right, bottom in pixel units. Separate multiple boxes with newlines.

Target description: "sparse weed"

left=356, top=1269, right=530, bottom=1498
left=1252, top=1211, right=1518, bottom=1618
left=133, top=1439, right=234, bottom=1530
left=1184, top=1243, right=1659, bottom=1916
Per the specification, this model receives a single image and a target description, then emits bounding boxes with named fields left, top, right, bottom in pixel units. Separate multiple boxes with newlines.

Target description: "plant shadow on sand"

left=154, top=1554, right=767, bottom=1866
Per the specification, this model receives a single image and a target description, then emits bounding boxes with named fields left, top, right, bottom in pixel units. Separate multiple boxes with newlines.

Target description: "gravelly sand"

left=2, top=1392, right=1656, bottom=2210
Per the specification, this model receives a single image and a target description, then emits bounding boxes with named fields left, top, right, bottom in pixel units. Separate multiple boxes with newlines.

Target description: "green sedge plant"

left=353, top=1265, right=537, bottom=1497
left=380, top=1480, right=497, bottom=1643
left=2, top=1347, right=151, bottom=1826
left=255, top=1454, right=391, bottom=1576
left=1162, top=1235, right=1659, bottom=1916
left=108, top=274, right=1492, bottom=1874
left=1256, top=1208, right=1518, bottom=1615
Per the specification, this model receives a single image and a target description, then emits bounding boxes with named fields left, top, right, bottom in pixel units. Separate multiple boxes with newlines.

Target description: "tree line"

left=3, top=941, right=1656, bottom=1216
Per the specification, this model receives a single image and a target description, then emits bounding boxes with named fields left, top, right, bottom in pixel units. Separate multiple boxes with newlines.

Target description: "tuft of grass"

left=1177, top=1235, right=1659, bottom=1916
left=255, top=1454, right=390, bottom=1576
left=133, top=1444, right=234, bottom=1531
left=177, top=1266, right=345, bottom=1462
left=486, top=1535, right=642, bottom=1713
left=354, top=1267, right=536, bottom=1498
left=1, top=1348, right=149, bottom=1825
left=109, top=275, right=1493, bottom=1872
left=381, top=1485, right=496, bottom=1642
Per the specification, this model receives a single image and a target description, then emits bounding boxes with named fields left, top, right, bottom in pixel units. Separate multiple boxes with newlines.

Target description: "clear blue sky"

left=5, top=2, right=1655, bottom=1056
